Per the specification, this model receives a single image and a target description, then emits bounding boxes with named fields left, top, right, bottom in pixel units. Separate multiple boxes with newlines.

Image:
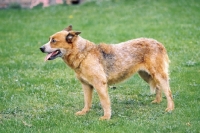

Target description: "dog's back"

left=98, top=38, right=169, bottom=85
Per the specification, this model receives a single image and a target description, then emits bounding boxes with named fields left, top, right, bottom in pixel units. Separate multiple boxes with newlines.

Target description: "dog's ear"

left=66, top=31, right=81, bottom=43
left=75, top=31, right=81, bottom=35
left=64, top=25, right=73, bottom=31
left=66, top=34, right=73, bottom=43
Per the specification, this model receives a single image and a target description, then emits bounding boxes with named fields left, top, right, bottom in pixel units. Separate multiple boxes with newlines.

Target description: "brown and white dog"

left=40, top=25, right=174, bottom=120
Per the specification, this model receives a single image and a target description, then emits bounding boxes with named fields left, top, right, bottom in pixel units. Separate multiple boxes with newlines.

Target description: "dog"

left=40, top=25, right=174, bottom=120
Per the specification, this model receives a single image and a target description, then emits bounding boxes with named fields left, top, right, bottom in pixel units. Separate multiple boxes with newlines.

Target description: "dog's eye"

left=51, top=39, right=56, bottom=43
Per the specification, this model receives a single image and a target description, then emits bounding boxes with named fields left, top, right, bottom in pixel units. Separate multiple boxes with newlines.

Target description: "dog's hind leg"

left=138, top=71, right=162, bottom=103
left=151, top=87, right=162, bottom=104
left=138, top=71, right=156, bottom=93
left=75, top=83, right=93, bottom=116
left=138, top=71, right=163, bottom=103
left=156, top=76, right=174, bottom=111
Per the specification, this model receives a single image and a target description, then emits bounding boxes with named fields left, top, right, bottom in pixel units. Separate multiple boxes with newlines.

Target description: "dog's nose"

left=40, top=47, right=45, bottom=53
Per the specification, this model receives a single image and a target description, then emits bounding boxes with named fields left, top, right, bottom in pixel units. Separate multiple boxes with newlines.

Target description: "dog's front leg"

left=94, top=82, right=111, bottom=120
left=75, top=83, right=93, bottom=116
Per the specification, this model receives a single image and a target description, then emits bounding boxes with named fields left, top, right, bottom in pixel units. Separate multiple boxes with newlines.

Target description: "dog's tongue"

left=45, top=53, right=53, bottom=61
left=44, top=51, right=59, bottom=61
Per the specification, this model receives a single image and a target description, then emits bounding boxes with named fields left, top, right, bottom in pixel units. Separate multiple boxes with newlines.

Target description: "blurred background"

left=0, top=0, right=83, bottom=8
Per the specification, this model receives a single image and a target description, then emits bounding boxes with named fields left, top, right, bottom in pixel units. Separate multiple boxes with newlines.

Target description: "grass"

left=0, top=0, right=200, bottom=132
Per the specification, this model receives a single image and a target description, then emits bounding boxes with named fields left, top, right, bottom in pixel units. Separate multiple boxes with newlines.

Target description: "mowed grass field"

left=0, top=0, right=200, bottom=132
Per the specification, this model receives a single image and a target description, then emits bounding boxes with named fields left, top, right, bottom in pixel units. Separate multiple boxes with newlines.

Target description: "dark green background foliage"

left=0, top=0, right=199, bottom=132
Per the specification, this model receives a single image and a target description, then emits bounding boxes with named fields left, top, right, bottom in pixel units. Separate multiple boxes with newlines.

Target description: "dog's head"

left=40, top=25, right=81, bottom=61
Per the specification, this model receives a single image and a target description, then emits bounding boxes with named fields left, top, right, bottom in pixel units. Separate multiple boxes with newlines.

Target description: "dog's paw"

left=99, top=116, right=111, bottom=120
left=151, top=99, right=161, bottom=104
left=165, top=102, right=174, bottom=112
left=75, top=111, right=87, bottom=116
left=165, top=107, right=174, bottom=112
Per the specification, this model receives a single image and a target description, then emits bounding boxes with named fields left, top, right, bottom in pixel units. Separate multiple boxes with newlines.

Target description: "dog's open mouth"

left=45, top=50, right=62, bottom=61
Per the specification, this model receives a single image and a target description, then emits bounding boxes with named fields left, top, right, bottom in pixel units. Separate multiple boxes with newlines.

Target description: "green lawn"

left=0, top=0, right=200, bottom=132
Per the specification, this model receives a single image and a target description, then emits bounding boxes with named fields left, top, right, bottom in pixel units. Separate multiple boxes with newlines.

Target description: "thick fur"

left=40, top=25, right=174, bottom=120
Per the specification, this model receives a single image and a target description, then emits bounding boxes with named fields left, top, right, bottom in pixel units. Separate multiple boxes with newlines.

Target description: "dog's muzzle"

left=39, top=46, right=63, bottom=61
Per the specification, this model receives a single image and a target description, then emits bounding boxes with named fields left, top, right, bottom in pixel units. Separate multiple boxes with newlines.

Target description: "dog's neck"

left=62, top=36, right=96, bottom=70
left=77, top=36, right=96, bottom=49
